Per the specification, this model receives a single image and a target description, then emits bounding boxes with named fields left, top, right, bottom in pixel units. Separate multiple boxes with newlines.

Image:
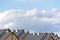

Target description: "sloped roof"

left=0, top=29, right=11, bottom=40
left=0, top=29, right=25, bottom=40
left=44, top=33, right=57, bottom=40
left=22, top=33, right=47, bottom=40
left=44, top=33, right=52, bottom=40
left=13, top=30, right=24, bottom=38
left=1, top=32, right=11, bottom=40
left=40, top=33, right=48, bottom=40
left=0, top=29, right=59, bottom=40
left=21, top=33, right=59, bottom=40
left=0, top=29, right=11, bottom=38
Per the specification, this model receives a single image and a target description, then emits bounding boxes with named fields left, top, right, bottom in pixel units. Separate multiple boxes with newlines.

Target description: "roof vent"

left=16, top=30, right=17, bottom=32
left=27, top=31, right=29, bottom=33
left=13, top=30, right=16, bottom=32
left=45, top=32, right=48, bottom=34
left=11, top=30, right=13, bottom=32
left=34, top=33, right=37, bottom=35
left=33, top=33, right=34, bottom=35
left=39, top=33, right=41, bottom=35
left=37, top=33, right=39, bottom=35
left=6, top=30, right=8, bottom=33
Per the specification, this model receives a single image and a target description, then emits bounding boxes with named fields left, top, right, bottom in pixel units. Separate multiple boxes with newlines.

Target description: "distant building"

left=0, top=29, right=59, bottom=40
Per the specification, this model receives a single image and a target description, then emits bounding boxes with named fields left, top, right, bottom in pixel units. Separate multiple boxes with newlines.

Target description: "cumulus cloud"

left=51, top=8, right=58, bottom=13
left=0, top=8, right=60, bottom=35
left=39, top=17, right=58, bottom=24
left=41, top=10, right=47, bottom=14
left=4, top=22, right=15, bottom=29
left=25, top=9, right=37, bottom=16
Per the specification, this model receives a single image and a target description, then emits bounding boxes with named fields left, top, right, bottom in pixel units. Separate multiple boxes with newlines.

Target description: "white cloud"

left=32, top=16, right=38, bottom=20
left=25, top=9, right=37, bottom=16
left=0, top=9, right=38, bottom=29
left=41, top=10, right=47, bottom=14
left=39, top=17, right=59, bottom=24
left=4, top=22, right=15, bottom=29
left=0, top=8, right=60, bottom=35
left=51, top=8, right=58, bottom=13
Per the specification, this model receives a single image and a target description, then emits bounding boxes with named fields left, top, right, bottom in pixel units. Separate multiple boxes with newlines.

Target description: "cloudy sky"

left=0, top=0, right=60, bottom=36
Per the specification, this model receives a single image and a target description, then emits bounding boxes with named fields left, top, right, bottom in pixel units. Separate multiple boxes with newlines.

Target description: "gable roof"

left=0, top=29, right=11, bottom=38
left=40, top=33, right=48, bottom=40
left=44, top=33, right=56, bottom=40
left=13, top=30, right=24, bottom=38
left=0, top=29, right=59, bottom=40
left=1, top=32, right=11, bottom=40
left=0, top=29, right=25, bottom=40
left=21, top=33, right=59, bottom=40
left=0, top=29, right=11, bottom=40
left=22, top=33, right=48, bottom=40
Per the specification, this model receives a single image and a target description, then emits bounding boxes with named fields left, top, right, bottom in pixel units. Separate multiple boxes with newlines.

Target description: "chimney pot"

left=27, top=31, right=29, bottom=33
left=39, top=33, right=41, bottom=35
left=34, top=33, right=37, bottom=35
left=13, top=30, right=16, bottom=32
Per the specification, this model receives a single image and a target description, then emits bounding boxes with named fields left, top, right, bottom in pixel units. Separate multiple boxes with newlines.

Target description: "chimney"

left=5, top=29, right=11, bottom=33
left=13, top=30, right=16, bottom=32
left=45, top=32, right=48, bottom=34
left=17, top=30, right=20, bottom=32
left=17, top=30, right=24, bottom=32
left=34, top=33, right=37, bottom=35
left=6, top=30, right=8, bottom=33
left=16, top=30, right=17, bottom=32
left=50, top=33, right=54, bottom=35
left=22, top=30, right=24, bottom=32
left=27, top=31, right=29, bottom=33
left=39, top=33, right=41, bottom=35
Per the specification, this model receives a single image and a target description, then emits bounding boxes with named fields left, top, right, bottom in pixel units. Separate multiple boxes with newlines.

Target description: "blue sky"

left=0, top=0, right=60, bottom=36
left=0, top=0, right=60, bottom=11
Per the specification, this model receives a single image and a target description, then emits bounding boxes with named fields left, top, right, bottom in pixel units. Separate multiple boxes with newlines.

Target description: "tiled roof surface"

left=13, top=30, right=24, bottom=38
left=23, top=33, right=46, bottom=40
left=0, top=29, right=11, bottom=40
left=1, top=32, right=11, bottom=40
left=0, top=29, right=59, bottom=40
left=0, top=29, right=10, bottom=38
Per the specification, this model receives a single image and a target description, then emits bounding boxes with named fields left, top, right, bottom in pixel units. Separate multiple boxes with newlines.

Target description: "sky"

left=0, top=0, right=60, bottom=36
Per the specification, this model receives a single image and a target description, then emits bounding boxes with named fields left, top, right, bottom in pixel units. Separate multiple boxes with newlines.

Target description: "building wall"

left=49, top=37, right=54, bottom=40
left=5, top=33, right=19, bottom=40
left=54, top=37, right=59, bottom=40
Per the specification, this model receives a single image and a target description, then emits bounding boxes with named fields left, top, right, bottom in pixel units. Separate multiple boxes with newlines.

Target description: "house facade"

left=5, top=33, right=19, bottom=40
left=0, top=29, right=19, bottom=40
